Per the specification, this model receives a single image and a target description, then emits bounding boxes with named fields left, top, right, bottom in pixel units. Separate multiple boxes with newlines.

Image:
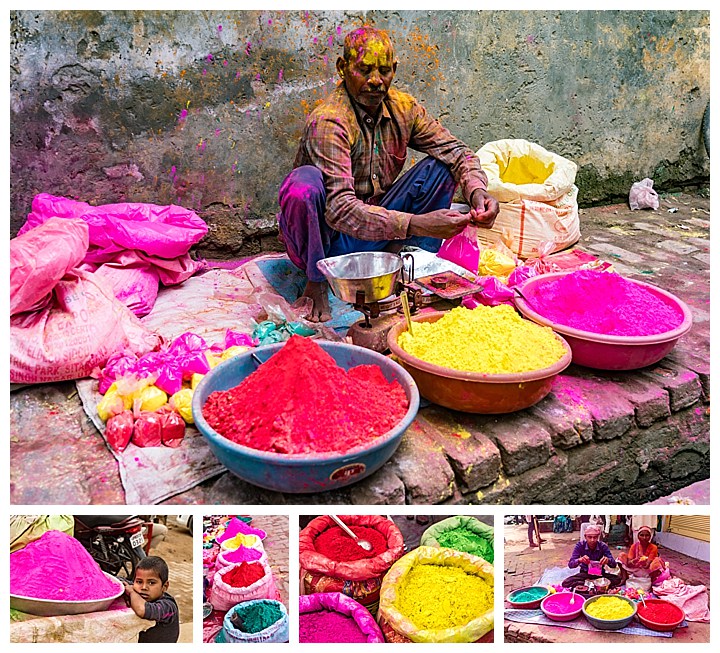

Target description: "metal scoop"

left=329, top=515, right=373, bottom=552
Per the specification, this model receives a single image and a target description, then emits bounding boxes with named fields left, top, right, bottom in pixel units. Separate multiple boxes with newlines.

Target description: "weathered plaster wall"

left=10, top=10, right=710, bottom=257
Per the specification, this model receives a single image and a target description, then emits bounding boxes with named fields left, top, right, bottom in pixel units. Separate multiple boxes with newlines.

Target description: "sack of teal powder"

left=377, top=546, right=494, bottom=643
left=299, top=591, right=385, bottom=643
left=299, top=515, right=405, bottom=615
left=216, top=599, right=289, bottom=643
left=420, top=516, right=494, bottom=564
left=210, top=559, right=278, bottom=612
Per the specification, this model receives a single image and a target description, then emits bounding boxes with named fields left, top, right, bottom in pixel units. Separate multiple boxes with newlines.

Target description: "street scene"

left=504, top=515, right=710, bottom=644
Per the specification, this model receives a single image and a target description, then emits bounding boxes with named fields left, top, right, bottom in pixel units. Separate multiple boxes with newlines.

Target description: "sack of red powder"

left=157, top=406, right=186, bottom=448
left=210, top=559, right=278, bottom=613
left=215, top=546, right=267, bottom=577
left=132, top=411, right=163, bottom=447
left=105, top=410, right=135, bottom=453
left=299, top=515, right=405, bottom=615
left=299, top=591, right=385, bottom=643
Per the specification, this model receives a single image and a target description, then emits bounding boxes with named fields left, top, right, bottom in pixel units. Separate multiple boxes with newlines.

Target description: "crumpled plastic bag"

left=461, top=277, right=515, bottom=308
left=629, top=178, right=660, bottom=210
left=158, top=405, right=186, bottom=447
left=132, top=411, right=164, bottom=447
left=169, top=332, right=211, bottom=379
left=106, top=410, right=135, bottom=453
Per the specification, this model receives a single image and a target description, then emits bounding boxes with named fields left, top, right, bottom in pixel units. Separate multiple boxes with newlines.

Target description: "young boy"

left=124, top=556, right=180, bottom=643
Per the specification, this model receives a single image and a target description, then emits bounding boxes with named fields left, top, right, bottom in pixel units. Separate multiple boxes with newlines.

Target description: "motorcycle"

left=74, top=515, right=148, bottom=579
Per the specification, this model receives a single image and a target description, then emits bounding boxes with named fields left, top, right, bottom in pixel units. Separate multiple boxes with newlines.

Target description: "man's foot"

left=302, top=280, right=332, bottom=322
left=529, top=542, right=539, bottom=547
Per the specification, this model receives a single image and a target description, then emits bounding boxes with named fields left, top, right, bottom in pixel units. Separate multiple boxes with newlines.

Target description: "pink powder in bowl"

left=542, top=592, right=585, bottom=615
left=526, top=270, right=684, bottom=336
left=10, top=530, right=122, bottom=601
left=300, top=610, right=368, bottom=643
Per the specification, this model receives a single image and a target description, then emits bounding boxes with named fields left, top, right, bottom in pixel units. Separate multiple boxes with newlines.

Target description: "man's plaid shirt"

left=293, top=84, right=488, bottom=241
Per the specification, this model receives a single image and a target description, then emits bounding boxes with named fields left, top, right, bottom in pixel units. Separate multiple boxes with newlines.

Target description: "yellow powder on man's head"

left=585, top=596, right=635, bottom=620
left=394, top=563, right=493, bottom=631
left=397, top=305, right=566, bottom=374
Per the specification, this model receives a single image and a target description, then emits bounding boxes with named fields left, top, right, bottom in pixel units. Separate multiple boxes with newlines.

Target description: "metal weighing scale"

left=317, top=251, right=486, bottom=352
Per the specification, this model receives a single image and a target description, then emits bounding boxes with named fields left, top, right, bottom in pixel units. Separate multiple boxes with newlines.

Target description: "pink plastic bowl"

left=514, top=272, right=693, bottom=370
left=541, top=592, right=585, bottom=621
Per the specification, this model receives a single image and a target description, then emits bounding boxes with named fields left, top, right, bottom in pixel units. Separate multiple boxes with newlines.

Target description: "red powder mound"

left=10, top=530, right=122, bottom=601
left=314, top=526, right=388, bottom=561
left=223, top=562, right=265, bottom=588
left=202, top=335, right=409, bottom=454
left=638, top=601, right=683, bottom=624
left=530, top=270, right=684, bottom=336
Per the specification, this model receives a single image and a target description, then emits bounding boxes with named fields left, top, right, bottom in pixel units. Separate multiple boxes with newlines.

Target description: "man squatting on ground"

left=277, top=25, right=500, bottom=321
left=562, top=524, right=623, bottom=589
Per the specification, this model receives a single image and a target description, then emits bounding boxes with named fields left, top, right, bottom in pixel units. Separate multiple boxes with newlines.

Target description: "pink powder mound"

left=543, top=593, right=584, bottom=615
left=300, top=610, right=368, bottom=643
left=10, top=530, right=122, bottom=601
left=529, top=270, right=683, bottom=336
left=216, top=517, right=266, bottom=543
left=222, top=545, right=263, bottom=563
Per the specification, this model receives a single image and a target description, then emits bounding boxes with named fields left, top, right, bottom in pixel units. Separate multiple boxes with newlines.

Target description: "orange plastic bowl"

left=386, top=312, right=571, bottom=414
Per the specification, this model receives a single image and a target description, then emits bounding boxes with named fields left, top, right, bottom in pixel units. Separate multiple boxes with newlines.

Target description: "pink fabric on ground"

left=10, top=530, right=121, bottom=601
left=653, top=578, right=710, bottom=622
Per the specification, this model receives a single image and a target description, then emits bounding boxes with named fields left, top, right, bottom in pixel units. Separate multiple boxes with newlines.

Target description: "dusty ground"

left=503, top=523, right=710, bottom=644
left=148, top=517, right=193, bottom=643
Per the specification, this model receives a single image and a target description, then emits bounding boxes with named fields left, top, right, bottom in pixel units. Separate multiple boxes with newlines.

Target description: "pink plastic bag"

left=10, top=270, right=161, bottom=384
left=437, top=225, right=480, bottom=273
left=461, top=276, right=515, bottom=308
left=629, top=178, right=660, bottom=210
left=169, top=333, right=211, bottom=379
left=10, top=217, right=89, bottom=316
left=19, top=194, right=208, bottom=316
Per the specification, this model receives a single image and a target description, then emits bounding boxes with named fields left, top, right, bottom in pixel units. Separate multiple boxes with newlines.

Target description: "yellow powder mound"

left=397, top=305, right=566, bottom=374
left=394, top=564, right=493, bottom=631
left=585, top=596, right=635, bottom=620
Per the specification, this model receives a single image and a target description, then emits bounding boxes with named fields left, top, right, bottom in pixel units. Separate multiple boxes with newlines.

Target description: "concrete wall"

left=655, top=530, right=710, bottom=562
left=10, top=10, right=710, bottom=257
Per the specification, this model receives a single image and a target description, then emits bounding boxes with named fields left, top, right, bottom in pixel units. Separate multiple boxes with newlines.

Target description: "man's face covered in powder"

left=338, top=30, right=397, bottom=113
left=133, top=568, right=167, bottom=602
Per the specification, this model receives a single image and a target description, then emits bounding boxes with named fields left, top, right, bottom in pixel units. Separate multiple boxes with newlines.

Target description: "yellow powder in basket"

left=585, top=596, right=635, bottom=620
left=397, top=305, right=566, bottom=374
left=394, top=564, right=493, bottom=630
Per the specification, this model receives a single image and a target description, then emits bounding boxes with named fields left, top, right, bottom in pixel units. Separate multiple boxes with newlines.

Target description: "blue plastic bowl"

left=192, top=340, right=420, bottom=493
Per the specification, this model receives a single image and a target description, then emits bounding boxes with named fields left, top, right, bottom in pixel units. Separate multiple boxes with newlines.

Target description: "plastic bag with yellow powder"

left=170, top=388, right=194, bottom=423
left=377, top=546, right=494, bottom=643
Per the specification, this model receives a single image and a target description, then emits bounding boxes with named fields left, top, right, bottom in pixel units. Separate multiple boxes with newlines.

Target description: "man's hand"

left=579, top=555, right=591, bottom=565
left=408, top=209, right=471, bottom=239
left=599, top=556, right=609, bottom=567
left=469, top=189, right=499, bottom=228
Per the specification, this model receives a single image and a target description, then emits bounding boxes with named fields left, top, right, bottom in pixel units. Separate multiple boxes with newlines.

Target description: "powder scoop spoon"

left=570, top=587, right=577, bottom=605
left=329, top=515, right=373, bottom=552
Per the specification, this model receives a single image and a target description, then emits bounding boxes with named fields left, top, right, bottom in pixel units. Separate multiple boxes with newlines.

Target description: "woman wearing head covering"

left=617, top=525, right=665, bottom=583
left=561, top=523, right=622, bottom=589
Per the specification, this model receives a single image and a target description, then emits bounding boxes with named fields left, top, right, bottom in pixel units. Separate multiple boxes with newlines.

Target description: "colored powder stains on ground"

left=10, top=530, right=121, bottom=601
left=436, top=527, right=493, bottom=563
left=398, top=305, right=566, bottom=374
left=395, top=564, right=493, bottom=630
left=314, top=526, right=388, bottom=561
left=528, top=270, right=684, bottom=336
left=232, top=601, right=283, bottom=633
left=511, top=586, right=548, bottom=603
left=300, top=610, right=367, bottom=643
left=637, top=601, right=683, bottom=624
left=223, top=546, right=262, bottom=563
left=203, top=335, right=408, bottom=454
left=542, top=593, right=582, bottom=614
left=585, top=596, right=635, bottom=620
left=223, top=562, right=265, bottom=588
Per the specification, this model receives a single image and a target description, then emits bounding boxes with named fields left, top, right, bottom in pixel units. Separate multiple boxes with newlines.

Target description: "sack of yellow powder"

left=299, top=515, right=405, bottom=615
left=477, top=232, right=518, bottom=283
left=377, top=546, right=494, bottom=643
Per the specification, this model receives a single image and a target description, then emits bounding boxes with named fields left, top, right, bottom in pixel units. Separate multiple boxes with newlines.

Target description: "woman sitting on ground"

left=617, top=525, right=665, bottom=583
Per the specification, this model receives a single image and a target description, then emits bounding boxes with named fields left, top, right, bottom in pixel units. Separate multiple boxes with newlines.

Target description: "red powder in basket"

left=638, top=601, right=683, bottom=624
left=10, top=530, right=121, bottom=601
left=202, top=335, right=409, bottom=454
left=222, top=562, right=265, bottom=588
left=300, top=610, right=367, bottom=643
left=529, top=270, right=683, bottom=336
left=314, top=526, right=388, bottom=561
